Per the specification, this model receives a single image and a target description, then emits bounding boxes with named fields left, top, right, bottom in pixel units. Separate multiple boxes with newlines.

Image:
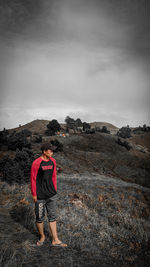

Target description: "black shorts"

left=35, top=194, right=57, bottom=223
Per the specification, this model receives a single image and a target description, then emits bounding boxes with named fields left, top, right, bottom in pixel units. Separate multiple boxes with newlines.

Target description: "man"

left=30, top=142, right=67, bottom=247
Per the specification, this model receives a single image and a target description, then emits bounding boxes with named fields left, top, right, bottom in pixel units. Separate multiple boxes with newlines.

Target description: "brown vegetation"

left=0, top=173, right=150, bottom=266
left=130, top=132, right=150, bottom=150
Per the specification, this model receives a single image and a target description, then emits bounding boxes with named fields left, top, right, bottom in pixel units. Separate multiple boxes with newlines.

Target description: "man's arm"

left=51, top=158, right=57, bottom=191
left=30, top=160, right=40, bottom=202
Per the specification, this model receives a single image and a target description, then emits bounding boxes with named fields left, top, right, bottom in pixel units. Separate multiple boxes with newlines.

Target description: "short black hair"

left=41, top=142, right=56, bottom=153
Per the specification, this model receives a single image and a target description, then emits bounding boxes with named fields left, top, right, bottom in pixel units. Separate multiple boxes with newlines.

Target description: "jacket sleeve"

left=52, top=158, right=57, bottom=191
left=30, top=161, right=39, bottom=197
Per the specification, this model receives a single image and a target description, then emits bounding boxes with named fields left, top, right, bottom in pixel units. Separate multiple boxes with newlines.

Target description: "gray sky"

left=0, top=0, right=150, bottom=129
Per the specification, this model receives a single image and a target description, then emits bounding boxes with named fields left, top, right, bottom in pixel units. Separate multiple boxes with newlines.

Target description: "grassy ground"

left=51, top=132, right=150, bottom=188
left=0, top=173, right=150, bottom=267
left=0, top=128, right=150, bottom=266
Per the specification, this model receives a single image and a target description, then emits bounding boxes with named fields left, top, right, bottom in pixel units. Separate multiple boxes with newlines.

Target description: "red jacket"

left=30, top=157, right=57, bottom=200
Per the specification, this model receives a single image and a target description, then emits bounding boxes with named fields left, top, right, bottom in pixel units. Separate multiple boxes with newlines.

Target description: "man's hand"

left=33, top=196, right=37, bottom=203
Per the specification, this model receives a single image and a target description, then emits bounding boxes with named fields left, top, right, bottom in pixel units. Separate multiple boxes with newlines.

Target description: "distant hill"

left=90, top=121, right=119, bottom=134
left=9, top=119, right=50, bottom=135
left=9, top=119, right=119, bottom=135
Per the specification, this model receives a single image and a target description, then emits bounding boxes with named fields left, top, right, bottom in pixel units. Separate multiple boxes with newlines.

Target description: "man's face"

left=43, top=149, right=53, bottom=158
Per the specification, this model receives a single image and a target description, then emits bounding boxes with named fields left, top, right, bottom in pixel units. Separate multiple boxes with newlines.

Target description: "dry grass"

left=130, top=132, right=150, bottom=150
left=50, top=132, right=150, bottom=188
left=0, top=173, right=149, bottom=266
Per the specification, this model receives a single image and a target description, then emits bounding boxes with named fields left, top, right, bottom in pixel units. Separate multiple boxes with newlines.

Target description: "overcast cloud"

left=0, top=0, right=150, bottom=129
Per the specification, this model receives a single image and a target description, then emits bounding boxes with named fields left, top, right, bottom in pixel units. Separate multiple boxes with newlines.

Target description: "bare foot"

left=37, top=235, right=45, bottom=246
left=52, top=239, right=67, bottom=247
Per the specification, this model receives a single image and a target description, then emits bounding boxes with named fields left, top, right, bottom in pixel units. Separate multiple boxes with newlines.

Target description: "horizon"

left=0, top=113, right=150, bottom=131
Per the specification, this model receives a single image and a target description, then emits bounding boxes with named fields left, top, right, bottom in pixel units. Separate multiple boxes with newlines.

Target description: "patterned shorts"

left=35, top=194, right=57, bottom=223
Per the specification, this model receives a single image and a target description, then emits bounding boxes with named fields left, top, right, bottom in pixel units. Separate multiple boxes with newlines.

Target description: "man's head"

left=41, top=142, right=56, bottom=157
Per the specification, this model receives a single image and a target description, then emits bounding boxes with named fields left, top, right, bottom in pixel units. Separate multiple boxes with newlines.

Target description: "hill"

left=8, top=119, right=50, bottom=135
left=90, top=121, right=119, bottom=134
left=52, top=132, right=150, bottom=188
left=8, top=119, right=119, bottom=135
left=1, top=120, right=150, bottom=188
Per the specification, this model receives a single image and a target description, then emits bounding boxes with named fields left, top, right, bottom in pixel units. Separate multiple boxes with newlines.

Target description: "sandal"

left=37, top=240, right=45, bottom=246
left=51, top=242, right=67, bottom=247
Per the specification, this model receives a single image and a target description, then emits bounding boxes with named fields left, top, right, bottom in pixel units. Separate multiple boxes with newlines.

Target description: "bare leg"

left=49, top=221, right=67, bottom=247
left=48, top=224, right=53, bottom=240
left=36, top=222, right=45, bottom=245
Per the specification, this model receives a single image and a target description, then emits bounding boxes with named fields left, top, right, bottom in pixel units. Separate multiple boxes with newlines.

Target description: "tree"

left=101, top=126, right=110, bottom=134
left=45, top=120, right=61, bottom=136
left=83, top=122, right=91, bottom=131
left=65, top=116, right=76, bottom=129
left=75, top=118, right=83, bottom=128
left=117, top=126, right=131, bottom=138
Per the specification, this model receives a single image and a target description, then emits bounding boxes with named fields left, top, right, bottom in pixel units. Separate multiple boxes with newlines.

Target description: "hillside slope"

left=130, top=132, right=150, bottom=150
left=31, top=132, right=150, bottom=188
left=1, top=120, right=150, bottom=188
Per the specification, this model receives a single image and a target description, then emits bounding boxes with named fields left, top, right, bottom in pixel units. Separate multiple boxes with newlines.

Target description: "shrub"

left=21, top=129, right=32, bottom=137
left=32, top=135, right=42, bottom=143
left=0, top=129, right=32, bottom=151
left=117, top=126, right=131, bottom=138
left=95, top=127, right=101, bottom=132
left=0, top=132, right=8, bottom=146
left=133, top=124, right=150, bottom=134
left=85, top=128, right=95, bottom=134
left=0, top=148, right=35, bottom=184
left=45, top=120, right=61, bottom=136
left=7, top=134, right=31, bottom=150
left=116, top=138, right=132, bottom=150
left=50, top=139, right=63, bottom=152
left=101, top=126, right=110, bottom=134
left=83, top=122, right=91, bottom=131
